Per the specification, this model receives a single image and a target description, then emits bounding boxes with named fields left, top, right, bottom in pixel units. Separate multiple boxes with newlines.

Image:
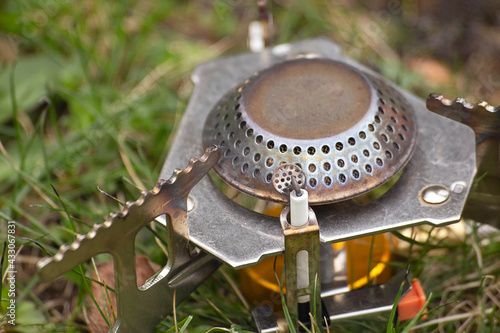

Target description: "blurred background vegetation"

left=0, top=0, right=499, bottom=332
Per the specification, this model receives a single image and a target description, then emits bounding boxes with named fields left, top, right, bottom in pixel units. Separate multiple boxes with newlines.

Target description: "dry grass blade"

left=219, top=268, right=250, bottom=311
left=119, top=145, right=146, bottom=191
left=174, top=288, right=178, bottom=333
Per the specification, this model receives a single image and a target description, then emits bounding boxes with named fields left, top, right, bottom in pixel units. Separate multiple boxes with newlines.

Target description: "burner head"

left=202, top=58, right=417, bottom=204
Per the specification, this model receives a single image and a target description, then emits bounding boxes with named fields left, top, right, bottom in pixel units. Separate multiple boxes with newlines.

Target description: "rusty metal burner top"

left=202, top=58, right=417, bottom=204
left=246, top=59, right=370, bottom=140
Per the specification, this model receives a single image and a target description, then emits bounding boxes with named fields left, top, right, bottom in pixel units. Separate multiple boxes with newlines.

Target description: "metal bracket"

left=37, top=147, right=222, bottom=332
left=280, top=206, right=323, bottom=331
left=426, top=93, right=499, bottom=228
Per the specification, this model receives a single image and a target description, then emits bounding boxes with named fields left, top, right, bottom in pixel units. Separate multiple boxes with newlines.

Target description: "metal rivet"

left=451, top=181, right=466, bottom=194
left=421, top=185, right=449, bottom=204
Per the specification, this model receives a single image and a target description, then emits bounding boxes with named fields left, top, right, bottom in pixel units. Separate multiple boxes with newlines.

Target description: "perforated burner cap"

left=202, top=58, right=417, bottom=204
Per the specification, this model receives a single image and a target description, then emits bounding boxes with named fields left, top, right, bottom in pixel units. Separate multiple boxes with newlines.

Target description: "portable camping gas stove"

left=37, top=34, right=494, bottom=332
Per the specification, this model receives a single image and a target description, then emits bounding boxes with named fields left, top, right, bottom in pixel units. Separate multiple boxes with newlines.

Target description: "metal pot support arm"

left=37, top=146, right=221, bottom=333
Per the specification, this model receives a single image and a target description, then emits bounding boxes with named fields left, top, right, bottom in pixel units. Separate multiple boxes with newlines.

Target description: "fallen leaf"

left=87, top=256, right=162, bottom=333
left=408, top=57, right=452, bottom=86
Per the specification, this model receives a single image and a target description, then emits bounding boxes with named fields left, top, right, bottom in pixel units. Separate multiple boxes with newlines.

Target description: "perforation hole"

left=339, top=174, right=347, bottom=183
left=246, top=128, right=254, bottom=136
left=228, top=132, right=234, bottom=140
left=256, top=135, right=263, bottom=144
left=242, top=163, right=249, bottom=173
left=379, top=98, right=386, bottom=105
left=402, top=115, right=408, bottom=121
left=253, top=169, right=260, bottom=178
left=239, top=121, right=246, bottom=129
left=243, top=147, right=250, bottom=156
left=337, top=159, right=345, bottom=168
left=385, top=150, right=393, bottom=159
left=365, top=164, right=372, bottom=173
left=391, top=116, right=397, bottom=123
left=267, top=140, right=275, bottom=149
left=393, top=142, right=400, bottom=151
left=381, top=134, right=388, bottom=142
left=399, top=133, right=405, bottom=141
left=235, top=93, right=241, bottom=100
left=373, top=142, right=380, bottom=150
left=307, top=147, right=316, bottom=155
left=224, top=123, right=230, bottom=130
left=387, top=125, right=394, bottom=133
left=214, top=132, right=221, bottom=140
left=322, top=145, right=330, bottom=154
left=363, top=149, right=370, bottom=157
left=224, top=149, right=231, bottom=157
left=323, top=162, right=331, bottom=171
left=254, top=153, right=261, bottom=162
left=351, top=155, right=358, bottom=163
left=368, top=124, right=375, bottom=132
left=219, top=140, right=226, bottom=147
left=348, top=137, right=356, bottom=146
left=279, top=144, right=288, bottom=153
left=352, top=169, right=360, bottom=179
left=359, top=131, right=366, bottom=140
left=402, top=124, right=408, bottom=131
left=309, top=178, right=317, bottom=187
left=390, top=98, right=395, bottom=104
left=378, top=107, right=385, bottom=114
left=235, top=139, right=241, bottom=147
left=235, top=112, right=242, bottom=120
left=309, top=164, right=317, bottom=172
left=232, top=156, right=239, bottom=166
left=376, top=158, right=383, bottom=166
left=293, top=146, right=302, bottom=155
left=391, top=107, right=398, bottom=114
left=324, top=176, right=332, bottom=186
left=266, top=157, right=274, bottom=167
left=266, top=173, right=272, bottom=183
left=214, top=123, right=219, bottom=129
left=235, top=103, right=240, bottom=110
left=222, top=114, right=228, bottom=121
left=375, top=116, right=381, bottom=123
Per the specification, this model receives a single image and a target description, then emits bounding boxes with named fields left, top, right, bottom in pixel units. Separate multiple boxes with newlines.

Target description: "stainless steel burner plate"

left=160, top=38, right=476, bottom=269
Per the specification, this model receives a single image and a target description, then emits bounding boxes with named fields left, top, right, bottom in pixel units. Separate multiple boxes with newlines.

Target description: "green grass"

left=1, top=0, right=499, bottom=332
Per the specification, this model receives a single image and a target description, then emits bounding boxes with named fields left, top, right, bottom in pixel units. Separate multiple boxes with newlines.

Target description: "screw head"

left=451, top=181, right=466, bottom=194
